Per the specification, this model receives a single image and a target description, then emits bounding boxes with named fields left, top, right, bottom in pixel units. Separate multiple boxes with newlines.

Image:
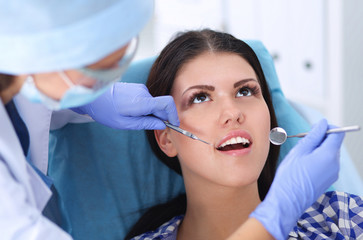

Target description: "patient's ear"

left=154, top=129, right=177, bottom=157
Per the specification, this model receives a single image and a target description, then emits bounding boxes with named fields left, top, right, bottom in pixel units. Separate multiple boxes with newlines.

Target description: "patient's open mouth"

left=216, top=137, right=251, bottom=151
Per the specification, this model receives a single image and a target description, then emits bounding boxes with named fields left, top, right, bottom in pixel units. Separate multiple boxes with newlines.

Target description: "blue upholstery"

left=48, top=40, right=360, bottom=240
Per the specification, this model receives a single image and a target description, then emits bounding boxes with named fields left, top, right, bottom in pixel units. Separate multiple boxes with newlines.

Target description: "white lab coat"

left=0, top=96, right=73, bottom=239
left=13, top=94, right=92, bottom=174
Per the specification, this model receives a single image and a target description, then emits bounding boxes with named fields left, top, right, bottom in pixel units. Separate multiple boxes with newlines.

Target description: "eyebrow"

left=234, top=78, right=258, bottom=88
left=182, top=85, right=215, bottom=96
left=182, top=78, right=258, bottom=96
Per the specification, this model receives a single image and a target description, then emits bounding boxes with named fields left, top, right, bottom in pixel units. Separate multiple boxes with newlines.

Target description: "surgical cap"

left=0, top=0, right=153, bottom=74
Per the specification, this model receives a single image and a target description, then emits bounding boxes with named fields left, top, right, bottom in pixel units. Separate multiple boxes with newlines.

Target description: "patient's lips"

left=216, top=130, right=252, bottom=154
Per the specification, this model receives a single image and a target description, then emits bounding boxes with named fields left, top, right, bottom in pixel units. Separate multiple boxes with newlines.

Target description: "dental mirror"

left=269, top=127, right=288, bottom=145
left=269, top=125, right=361, bottom=145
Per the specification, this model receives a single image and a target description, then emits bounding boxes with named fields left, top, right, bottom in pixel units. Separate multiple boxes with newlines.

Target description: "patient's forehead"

left=171, top=52, right=257, bottom=95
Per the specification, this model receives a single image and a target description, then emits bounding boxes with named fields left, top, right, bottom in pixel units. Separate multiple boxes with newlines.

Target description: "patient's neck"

left=178, top=179, right=261, bottom=240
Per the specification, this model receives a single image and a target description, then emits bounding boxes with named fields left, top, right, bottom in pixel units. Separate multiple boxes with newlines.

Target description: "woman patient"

left=126, top=29, right=363, bottom=239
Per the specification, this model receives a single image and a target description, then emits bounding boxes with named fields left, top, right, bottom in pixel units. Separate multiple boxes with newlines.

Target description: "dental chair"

left=48, top=40, right=363, bottom=240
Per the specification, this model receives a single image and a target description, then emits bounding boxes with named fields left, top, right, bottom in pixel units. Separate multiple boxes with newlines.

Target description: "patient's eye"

left=189, top=91, right=211, bottom=104
left=236, top=86, right=259, bottom=97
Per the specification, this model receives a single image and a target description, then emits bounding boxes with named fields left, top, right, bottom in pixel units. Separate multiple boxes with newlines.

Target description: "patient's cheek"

left=173, top=133, right=205, bottom=161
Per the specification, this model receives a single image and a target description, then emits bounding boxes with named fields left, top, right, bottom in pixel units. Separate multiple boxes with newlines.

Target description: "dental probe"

left=163, top=121, right=213, bottom=146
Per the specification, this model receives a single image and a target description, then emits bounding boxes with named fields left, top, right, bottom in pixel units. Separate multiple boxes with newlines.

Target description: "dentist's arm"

left=228, top=119, right=345, bottom=240
left=72, top=82, right=179, bottom=130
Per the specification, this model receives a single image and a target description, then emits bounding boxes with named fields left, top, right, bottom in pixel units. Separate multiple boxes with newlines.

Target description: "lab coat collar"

left=0, top=97, right=51, bottom=211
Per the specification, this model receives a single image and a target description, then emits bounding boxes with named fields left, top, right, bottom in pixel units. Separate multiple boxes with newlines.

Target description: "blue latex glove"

left=250, top=119, right=345, bottom=240
left=72, top=82, right=179, bottom=130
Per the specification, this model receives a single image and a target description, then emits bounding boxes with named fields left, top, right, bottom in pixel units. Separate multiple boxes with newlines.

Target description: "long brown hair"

left=0, top=74, right=15, bottom=92
left=125, top=29, right=280, bottom=239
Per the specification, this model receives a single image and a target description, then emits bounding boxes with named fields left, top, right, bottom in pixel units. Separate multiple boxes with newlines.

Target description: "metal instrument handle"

left=288, top=125, right=360, bottom=138
left=163, top=121, right=212, bottom=146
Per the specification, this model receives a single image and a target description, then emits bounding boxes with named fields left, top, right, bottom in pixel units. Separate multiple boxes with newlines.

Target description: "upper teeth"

left=219, top=137, right=250, bottom=148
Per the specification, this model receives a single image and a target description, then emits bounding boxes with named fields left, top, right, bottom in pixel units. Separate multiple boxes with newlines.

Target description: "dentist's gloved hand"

left=72, top=82, right=179, bottom=130
left=250, top=119, right=345, bottom=240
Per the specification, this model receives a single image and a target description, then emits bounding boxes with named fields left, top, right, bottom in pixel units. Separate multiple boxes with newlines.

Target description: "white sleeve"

left=0, top=160, right=72, bottom=240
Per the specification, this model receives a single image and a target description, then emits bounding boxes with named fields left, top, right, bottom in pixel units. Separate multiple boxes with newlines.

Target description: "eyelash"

left=187, top=91, right=210, bottom=105
left=187, top=85, right=260, bottom=106
left=237, top=85, right=260, bottom=97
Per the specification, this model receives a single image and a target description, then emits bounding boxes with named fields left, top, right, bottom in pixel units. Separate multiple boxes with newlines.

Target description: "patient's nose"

left=218, top=100, right=244, bottom=127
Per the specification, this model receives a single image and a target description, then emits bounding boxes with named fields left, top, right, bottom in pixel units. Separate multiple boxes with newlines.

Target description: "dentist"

left=0, top=0, right=178, bottom=239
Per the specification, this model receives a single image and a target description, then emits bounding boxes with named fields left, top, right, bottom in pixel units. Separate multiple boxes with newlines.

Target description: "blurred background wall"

left=135, top=0, right=363, bottom=179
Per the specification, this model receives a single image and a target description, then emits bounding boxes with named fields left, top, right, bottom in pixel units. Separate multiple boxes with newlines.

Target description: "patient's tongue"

left=220, top=143, right=244, bottom=151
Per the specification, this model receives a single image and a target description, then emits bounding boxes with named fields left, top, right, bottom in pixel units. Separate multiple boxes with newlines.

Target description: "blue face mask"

left=19, top=74, right=112, bottom=110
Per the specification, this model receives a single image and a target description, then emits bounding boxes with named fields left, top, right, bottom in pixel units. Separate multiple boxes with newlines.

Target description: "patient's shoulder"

left=289, top=191, right=363, bottom=239
left=131, top=215, right=183, bottom=240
